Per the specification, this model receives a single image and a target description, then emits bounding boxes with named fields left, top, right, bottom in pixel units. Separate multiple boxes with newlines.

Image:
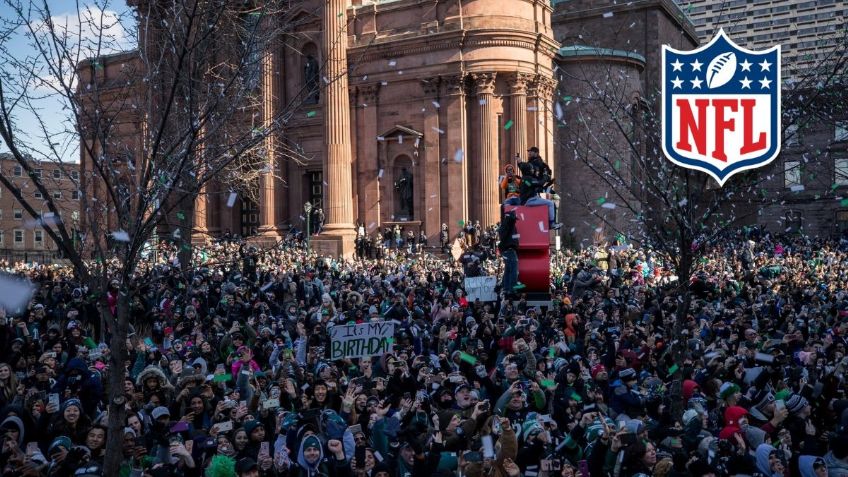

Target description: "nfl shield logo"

left=662, top=29, right=781, bottom=186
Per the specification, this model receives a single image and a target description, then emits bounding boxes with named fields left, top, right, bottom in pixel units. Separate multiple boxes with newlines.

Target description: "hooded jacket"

left=719, top=406, right=748, bottom=440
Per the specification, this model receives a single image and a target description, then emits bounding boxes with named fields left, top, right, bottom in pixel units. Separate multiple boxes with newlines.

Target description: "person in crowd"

left=1, top=228, right=848, bottom=477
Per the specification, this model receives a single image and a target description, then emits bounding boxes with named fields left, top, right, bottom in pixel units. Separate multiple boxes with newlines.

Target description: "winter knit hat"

left=682, top=409, right=700, bottom=426
left=786, top=394, right=809, bottom=415
left=590, top=364, right=607, bottom=379
left=302, top=435, right=321, bottom=451
left=62, top=398, right=82, bottom=413
left=719, top=382, right=741, bottom=400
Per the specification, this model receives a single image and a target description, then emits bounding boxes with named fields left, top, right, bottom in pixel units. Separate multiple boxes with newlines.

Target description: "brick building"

left=79, top=0, right=713, bottom=253
left=0, top=154, right=81, bottom=262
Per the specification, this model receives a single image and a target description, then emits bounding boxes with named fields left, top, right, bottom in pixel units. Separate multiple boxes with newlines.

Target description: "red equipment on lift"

left=503, top=204, right=551, bottom=304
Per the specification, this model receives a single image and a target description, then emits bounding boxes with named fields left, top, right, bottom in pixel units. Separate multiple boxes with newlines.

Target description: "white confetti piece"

left=173, top=229, right=181, bottom=239
left=388, top=59, right=397, bottom=66
left=227, top=192, right=237, bottom=208
left=433, top=127, right=445, bottom=134
left=362, top=75, right=368, bottom=80
left=430, top=194, right=437, bottom=198
left=512, top=234, right=521, bottom=239
left=454, top=149, right=464, bottom=162
left=601, top=202, right=616, bottom=209
left=398, top=71, right=403, bottom=75
left=570, top=227, right=575, bottom=233
left=377, top=136, right=385, bottom=141
left=299, top=215, right=306, bottom=220
left=432, top=101, right=441, bottom=108
left=679, top=198, right=688, bottom=206
left=0, top=274, right=35, bottom=312
left=368, top=222, right=376, bottom=229
left=378, top=169, right=384, bottom=178
left=323, top=76, right=330, bottom=84
left=479, top=99, right=487, bottom=106
left=414, top=138, right=420, bottom=147
left=111, top=230, right=130, bottom=242
left=790, top=185, right=805, bottom=192
left=595, top=227, right=603, bottom=233
left=527, top=106, right=538, bottom=111
left=603, top=11, right=613, bottom=18
left=398, top=135, right=403, bottom=144
left=428, top=208, right=433, bottom=211
left=555, top=102, right=564, bottom=120
left=538, top=221, right=547, bottom=232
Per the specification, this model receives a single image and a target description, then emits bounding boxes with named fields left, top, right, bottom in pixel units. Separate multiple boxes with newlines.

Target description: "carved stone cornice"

left=508, top=73, right=532, bottom=95
left=472, top=73, right=497, bottom=96
left=420, top=77, right=441, bottom=96
left=442, top=74, right=467, bottom=96
left=359, top=83, right=381, bottom=104
left=530, top=75, right=557, bottom=98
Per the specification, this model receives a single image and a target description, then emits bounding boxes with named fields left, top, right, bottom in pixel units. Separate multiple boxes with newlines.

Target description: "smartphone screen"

left=356, top=446, right=366, bottom=469
left=260, top=442, right=269, bottom=457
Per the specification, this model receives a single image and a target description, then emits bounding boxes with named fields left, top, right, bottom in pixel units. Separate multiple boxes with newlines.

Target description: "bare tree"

left=552, top=17, right=848, bottom=355
left=0, top=1, right=353, bottom=474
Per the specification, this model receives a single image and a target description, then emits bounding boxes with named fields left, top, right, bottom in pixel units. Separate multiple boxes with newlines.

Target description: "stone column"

left=473, top=72, right=499, bottom=227
left=258, top=40, right=281, bottom=239
left=508, top=73, right=529, bottom=163
left=537, top=76, right=557, bottom=170
left=356, top=84, right=380, bottom=231
left=442, top=74, right=468, bottom=237
left=316, top=0, right=356, bottom=257
left=526, top=79, right=540, bottom=160
left=192, top=126, right=209, bottom=244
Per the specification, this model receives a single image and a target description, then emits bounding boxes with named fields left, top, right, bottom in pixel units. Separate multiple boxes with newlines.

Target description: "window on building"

left=53, top=191, right=62, bottom=199
left=785, top=161, right=801, bottom=188
left=836, top=121, right=848, bottom=142
left=33, top=169, right=42, bottom=178
left=13, top=230, right=23, bottom=246
left=13, top=165, right=22, bottom=177
left=0, top=231, right=4, bottom=246
left=14, top=209, right=22, bottom=220
left=837, top=158, right=848, bottom=186
left=72, top=190, right=80, bottom=200
left=71, top=171, right=79, bottom=180
left=34, top=191, right=43, bottom=199
left=53, top=169, right=61, bottom=180
left=34, top=230, right=43, bottom=246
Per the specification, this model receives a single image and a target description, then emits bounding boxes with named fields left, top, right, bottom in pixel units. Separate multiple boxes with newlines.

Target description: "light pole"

left=304, top=201, right=312, bottom=250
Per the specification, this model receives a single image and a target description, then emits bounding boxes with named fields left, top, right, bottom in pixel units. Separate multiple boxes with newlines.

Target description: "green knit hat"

left=719, top=382, right=741, bottom=400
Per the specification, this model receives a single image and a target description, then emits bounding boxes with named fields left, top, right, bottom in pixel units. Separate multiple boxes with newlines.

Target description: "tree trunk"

left=671, top=248, right=694, bottom=364
left=103, top=294, right=131, bottom=477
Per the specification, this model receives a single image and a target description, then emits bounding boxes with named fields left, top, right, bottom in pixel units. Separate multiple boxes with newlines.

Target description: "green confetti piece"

left=562, top=95, right=573, bottom=101
left=614, top=160, right=621, bottom=170
left=213, top=373, right=232, bottom=383
left=338, top=11, right=344, bottom=17
left=504, top=119, right=514, bottom=130
left=307, top=111, right=317, bottom=118
left=181, top=244, right=191, bottom=252
left=833, top=183, right=839, bottom=191
left=541, top=379, right=556, bottom=388
left=548, top=347, right=555, bottom=358
left=841, top=199, right=848, bottom=207
left=458, top=220, right=464, bottom=226
left=570, top=392, right=582, bottom=402
left=459, top=352, right=478, bottom=364
left=596, top=197, right=606, bottom=205
left=177, top=211, right=185, bottom=221
left=668, top=364, right=679, bottom=375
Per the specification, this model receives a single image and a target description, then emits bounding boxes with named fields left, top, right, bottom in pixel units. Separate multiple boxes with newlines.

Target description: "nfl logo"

left=662, top=29, right=781, bottom=186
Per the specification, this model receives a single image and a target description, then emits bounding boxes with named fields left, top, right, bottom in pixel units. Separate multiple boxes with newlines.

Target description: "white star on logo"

left=739, top=77, right=752, bottom=89
left=740, top=59, right=753, bottom=72
left=671, top=59, right=684, bottom=72
left=691, top=59, right=703, bottom=71
left=759, top=59, right=772, bottom=71
left=759, top=77, right=772, bottom=89
left=691, top=77, right=703, bottom=89
left=671, top=76, right=684, bottom=89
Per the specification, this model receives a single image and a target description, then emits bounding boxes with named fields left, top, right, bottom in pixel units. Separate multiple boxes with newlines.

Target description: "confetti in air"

left=603, top=11, right=613, bottom=18
left=227, top=192, right=237, bottom=208
left=111, top=230, right=131, bottom=242
left=454, top=149, right=464, bottom=162
left=0, top=274, right=35, bottom=313
left=378, top=169, right=384, bottom=178
left=601, top=203, right=617, bottom=209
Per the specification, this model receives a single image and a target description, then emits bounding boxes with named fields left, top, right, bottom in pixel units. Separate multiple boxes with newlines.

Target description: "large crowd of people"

left=0, top=228, right=847, bottom=477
